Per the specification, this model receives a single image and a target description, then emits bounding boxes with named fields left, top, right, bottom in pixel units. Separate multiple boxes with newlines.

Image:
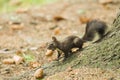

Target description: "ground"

left=0, top=0, right=120, bottom=80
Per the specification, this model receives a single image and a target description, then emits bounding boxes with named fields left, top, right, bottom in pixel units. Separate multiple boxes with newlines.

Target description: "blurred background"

left=0, top=0, right=57, bottom=13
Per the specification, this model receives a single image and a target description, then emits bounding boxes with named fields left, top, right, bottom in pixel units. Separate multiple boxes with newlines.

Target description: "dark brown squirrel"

left=47, top=20, right=108, bottom=61
left=47, top=35, right=84, bottom=60
left=82, top=19, right=108, bottom=42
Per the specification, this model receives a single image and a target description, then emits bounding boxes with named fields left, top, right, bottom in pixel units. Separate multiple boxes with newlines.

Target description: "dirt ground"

left=0, top=0, right=120, bottom=80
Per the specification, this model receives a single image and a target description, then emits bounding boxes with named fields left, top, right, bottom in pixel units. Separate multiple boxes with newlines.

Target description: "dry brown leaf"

left=29, top=61, right=41, bottom=68
left=34, top=68, right=43, bottom=79
left=79, top=16, right=91, bottom=24
left=10, top=24, right=24, bottom=30
left=98, top=0, right=113, bottom=5
left=2, top=59, right=15, bottom=64
left=53, top=15, right=65, bottom=21
left=53, top=28, right=61, bottom=35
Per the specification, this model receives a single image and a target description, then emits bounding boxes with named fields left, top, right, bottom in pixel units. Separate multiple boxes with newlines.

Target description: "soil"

left=0, top=0, right=120, bottom=80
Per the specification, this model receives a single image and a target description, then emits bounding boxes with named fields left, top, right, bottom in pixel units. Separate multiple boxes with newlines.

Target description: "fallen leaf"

left=10, top=24, right=24, bottom=30
left=98, top=0, right=113, bottom=5
left=29, top=61, right=41, bottom=68
left=2, top=59, right=15, bottom=64
left=53, top=28, right=61, bottom=35
left=79, top=16, right=91, bottom=24
left=53, top=15, right=65, bottom=21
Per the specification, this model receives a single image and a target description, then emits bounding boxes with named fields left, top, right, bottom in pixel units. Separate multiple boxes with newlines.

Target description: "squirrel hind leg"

left=85, top=33, right=95, bottom=41
left=94, top=30, right=111, bottom=43
left=93, top=31, right=106, bottom=43
left=97, top=28, right=105, bottom=39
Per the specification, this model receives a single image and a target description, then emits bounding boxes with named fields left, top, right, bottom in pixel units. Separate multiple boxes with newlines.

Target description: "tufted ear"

left=52, top=36, right=57, bottom=42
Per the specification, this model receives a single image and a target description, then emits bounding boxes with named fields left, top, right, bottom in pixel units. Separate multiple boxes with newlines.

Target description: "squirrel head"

left=47, top=36, right=58, bottom=51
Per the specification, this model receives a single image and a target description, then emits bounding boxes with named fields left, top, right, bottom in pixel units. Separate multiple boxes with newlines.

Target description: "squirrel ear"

left=52, top=36, right=57, bottom=41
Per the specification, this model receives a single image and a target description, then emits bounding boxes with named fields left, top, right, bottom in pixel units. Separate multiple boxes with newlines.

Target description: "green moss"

left=22, top=50, right=35, bottom=62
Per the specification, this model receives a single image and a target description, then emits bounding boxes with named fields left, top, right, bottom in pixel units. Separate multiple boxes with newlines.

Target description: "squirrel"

left=82, top=19, right=108, bottom=42
left=47, top=19, right=108, bottom=61
left=47, top=35, right=84, bottom=61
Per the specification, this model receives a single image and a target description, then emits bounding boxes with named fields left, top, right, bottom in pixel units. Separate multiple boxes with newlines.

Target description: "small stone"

left=34, top=68, right=43, bottom=79
left=45, top=50, right=54, bottom=57
left=13, top=55, right=24, bottom=64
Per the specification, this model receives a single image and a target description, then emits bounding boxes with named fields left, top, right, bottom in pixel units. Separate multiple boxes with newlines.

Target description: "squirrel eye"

left=50, top=43, right=54, bottom=46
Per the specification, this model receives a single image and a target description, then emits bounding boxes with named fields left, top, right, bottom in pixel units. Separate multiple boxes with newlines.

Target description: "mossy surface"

left=41, top=12, right=120, bottom=77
